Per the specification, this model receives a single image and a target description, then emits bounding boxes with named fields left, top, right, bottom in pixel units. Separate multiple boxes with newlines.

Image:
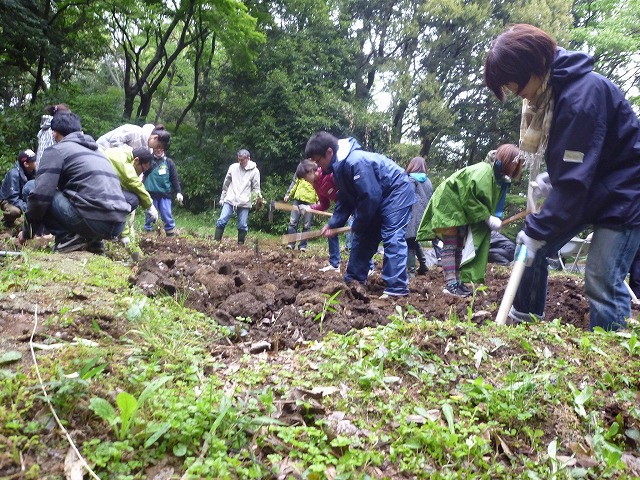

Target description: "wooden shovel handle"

left=281, top=226, right=351, bottom=245
left=501, top=209, right=530, bottom=227
left=273, top=201, right=333, bottom=217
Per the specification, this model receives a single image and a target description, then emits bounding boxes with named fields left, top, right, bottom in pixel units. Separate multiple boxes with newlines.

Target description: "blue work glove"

left=516, top=230, right=546, bottom=266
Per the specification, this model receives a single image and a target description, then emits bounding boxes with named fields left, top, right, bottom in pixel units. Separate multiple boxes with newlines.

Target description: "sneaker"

left=417, top=265, right=428, bottom=275
left=442, top=282, right=471, bottom=297
left=165, top=229, right=176, bottom=237
left=86, top=239, right=105, bottom=254
left=286, top=244, right=294, bottom=250
left=379, top=292, right=408, bottom=300
left=120, top=236, right=131, bottom=246
left=299, top=246, right=307, bottom=252
left=319, top=264, right=340, bottom=273
left=54, top=234, right=87, bottom=253
left=458, top=283, right=473, bottom=296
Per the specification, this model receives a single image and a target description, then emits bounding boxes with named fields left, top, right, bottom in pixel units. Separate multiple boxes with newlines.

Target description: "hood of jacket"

left=328, top=137, right=361, bottom=173
left=551, top=47, right=594, bottom=88
left=60, top=131, right=100, bottom=151
left=409, top=172, right=427, bottom=183
left=242, top=160, right=257, bottom=171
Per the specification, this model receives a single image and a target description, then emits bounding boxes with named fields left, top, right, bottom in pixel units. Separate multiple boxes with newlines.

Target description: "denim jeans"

left=45, top=191, right=125, bottom=241
left=345, top=205, right=412, bottom=296
left=216, top=203, right=249, bottom=233
left=328, top=235, right=341, bottom=267
left=512, top=225, right=640, bottom=331
left=287, top=200, right=313, bottom=249
left=145, top=197, right=175, bottom=232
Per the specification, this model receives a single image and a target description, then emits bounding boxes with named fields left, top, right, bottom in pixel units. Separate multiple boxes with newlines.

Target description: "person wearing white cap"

left=0, top=149, right=37, bottom=227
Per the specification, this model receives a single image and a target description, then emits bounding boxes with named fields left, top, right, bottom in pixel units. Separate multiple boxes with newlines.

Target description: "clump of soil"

left=131, top=235, right=602, bottom=350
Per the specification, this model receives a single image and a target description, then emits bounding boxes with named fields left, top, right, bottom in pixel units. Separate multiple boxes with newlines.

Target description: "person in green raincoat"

left=417, top=144, right=522, bottom=297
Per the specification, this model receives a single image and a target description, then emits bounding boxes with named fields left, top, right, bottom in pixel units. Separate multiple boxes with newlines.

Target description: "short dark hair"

left=484, top=24, right=557, bottom=101
left=295, top=159, right=318, bottom=179
left=132, top=147, right=153, bottom=165
left=152, top=127, right=171, bottom=150
left=304, top=131, right=338, bottom=158
left=50, top=112, right=82, bottom=136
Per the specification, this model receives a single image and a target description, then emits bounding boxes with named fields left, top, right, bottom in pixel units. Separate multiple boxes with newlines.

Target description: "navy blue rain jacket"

left=0, top=161, right=34, bottom=212
left=326, top=138, right=416, bottom=233
left=526, top=48, right=640, bottom=241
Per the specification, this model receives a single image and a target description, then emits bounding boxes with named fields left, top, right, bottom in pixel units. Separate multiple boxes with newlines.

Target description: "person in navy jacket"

left=304, top=132, right=416, bottom=298
left=485, top=24, right=640, bottom=330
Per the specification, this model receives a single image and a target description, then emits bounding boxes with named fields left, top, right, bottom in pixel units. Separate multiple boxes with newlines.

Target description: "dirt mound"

left=132, top=235, right=601, bottom=350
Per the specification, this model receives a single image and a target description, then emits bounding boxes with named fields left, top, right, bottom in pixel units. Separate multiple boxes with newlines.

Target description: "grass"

left=1, top=211, right=639, bottom=479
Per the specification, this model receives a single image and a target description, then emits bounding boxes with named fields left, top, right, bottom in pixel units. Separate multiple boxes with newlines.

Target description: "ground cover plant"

left=1, top=213, right=640, bottom=479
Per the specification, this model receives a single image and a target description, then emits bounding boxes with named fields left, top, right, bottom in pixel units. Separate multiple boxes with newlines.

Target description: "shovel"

left=281, top=226, right=351, bottom=245
left=269, top=200, right=333, bottom=223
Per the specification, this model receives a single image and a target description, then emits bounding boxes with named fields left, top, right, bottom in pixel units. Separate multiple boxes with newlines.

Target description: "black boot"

left=416, top=243, right=429, bottom=274
left=407, top=248, right=416, bottom=278
left=238, top=230, right=247, bottom=244
left=214, top=226, right=224, bottom=241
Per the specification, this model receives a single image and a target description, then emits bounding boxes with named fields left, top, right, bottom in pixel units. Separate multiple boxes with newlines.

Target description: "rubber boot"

left=407, top=249, right=416, bottom=278
left=238, top=230, right=247, bottom=244
left=416, top=243, right=428, bottom=275
left=214, top=226, right=224, bottom=241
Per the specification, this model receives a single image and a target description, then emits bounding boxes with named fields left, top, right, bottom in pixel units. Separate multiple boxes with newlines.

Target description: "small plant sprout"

left=314, top=289, right=342, bottom=333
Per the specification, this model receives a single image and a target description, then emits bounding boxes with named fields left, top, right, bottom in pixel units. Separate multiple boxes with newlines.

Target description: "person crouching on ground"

left=304, top=131, right=416, bottom=299
left=103, top=146, right=159, bottom=244
left=0, top=150, right=37, bottom=228
left=283, top=159, right=318, bottom=251
left=17, top=112, right=130, bottom=253
left=417, top=144, right=522, bottom=297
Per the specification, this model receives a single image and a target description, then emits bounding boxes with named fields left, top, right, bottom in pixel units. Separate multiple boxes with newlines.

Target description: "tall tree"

left=104, top=0, right=264, bottom=122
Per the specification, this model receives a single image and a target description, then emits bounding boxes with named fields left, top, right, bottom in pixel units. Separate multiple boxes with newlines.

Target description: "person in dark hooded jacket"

left=485, top=24, right=640, bottom=331
left=18, top=112, right=130, bottom=253
left=305, top=132, right=416, bottom=298
left=0, top=149, right=37, bottom=227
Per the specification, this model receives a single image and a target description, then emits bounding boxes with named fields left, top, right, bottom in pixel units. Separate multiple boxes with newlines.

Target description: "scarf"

left=519, top=75, right=554, bottom=212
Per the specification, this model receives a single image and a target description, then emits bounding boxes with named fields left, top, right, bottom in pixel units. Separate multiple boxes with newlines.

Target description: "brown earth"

left=130, top=233, right=601, bottom=350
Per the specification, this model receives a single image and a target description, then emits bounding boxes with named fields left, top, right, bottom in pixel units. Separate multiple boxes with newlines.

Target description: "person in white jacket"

left=96, top=123, right=170, bottom=151
left=215, top=149, right=263, bottom=244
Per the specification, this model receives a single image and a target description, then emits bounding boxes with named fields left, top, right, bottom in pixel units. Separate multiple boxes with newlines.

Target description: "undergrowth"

left=1, top=234, right=640, bottom=479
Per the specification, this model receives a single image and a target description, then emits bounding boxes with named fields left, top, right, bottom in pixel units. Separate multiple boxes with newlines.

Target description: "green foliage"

left=89, top=376, right=171, bottom=440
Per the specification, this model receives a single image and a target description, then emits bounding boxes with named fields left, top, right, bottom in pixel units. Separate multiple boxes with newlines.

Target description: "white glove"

left=485, top=215, right=502, bottom=231
left=531, top=172, right=552, bottom=202
left=146, top=205, right=158, bottom=222
left=176, top=193, right=184, bottom=205
left=516, top=230, right=546, bottom=266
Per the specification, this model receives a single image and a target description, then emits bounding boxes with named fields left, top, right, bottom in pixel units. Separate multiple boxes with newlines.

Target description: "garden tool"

left=271, top=201, right=333, bottom=217
left=500, top=209, right=530, bottom=228
left=0, top=251, right=22, bottom=256
left=281, top=226, right=351, bottom=245
left=495, top=244, right=528, bottom=325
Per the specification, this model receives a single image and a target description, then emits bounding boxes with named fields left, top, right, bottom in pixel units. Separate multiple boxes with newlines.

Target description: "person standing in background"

left=143, top=143, right=182, bottom=237
left=36, top=104, right=70, bottom=168
left=405, top=156, right=433, bottom=277
left=215, top=149, right=263, bottom=245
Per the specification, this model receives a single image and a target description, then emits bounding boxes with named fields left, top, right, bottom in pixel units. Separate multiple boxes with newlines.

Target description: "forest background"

left=1, top=0, right=639, bottom=231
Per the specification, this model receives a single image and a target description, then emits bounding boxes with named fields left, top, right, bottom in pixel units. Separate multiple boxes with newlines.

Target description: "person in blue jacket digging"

left=304, top=132, right=416, bottom=299
left=485, top=24, right=640, bottom=331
